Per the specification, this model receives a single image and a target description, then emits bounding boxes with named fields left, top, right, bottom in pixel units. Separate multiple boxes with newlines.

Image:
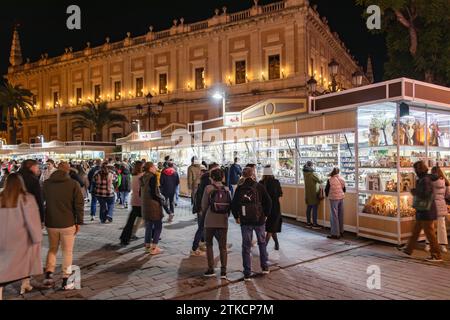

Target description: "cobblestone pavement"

left=4, top=198, right=450, bottom=300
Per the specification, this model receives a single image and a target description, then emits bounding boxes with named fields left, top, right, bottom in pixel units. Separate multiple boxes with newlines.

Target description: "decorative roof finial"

left=366, top=56, right=374, bottom=84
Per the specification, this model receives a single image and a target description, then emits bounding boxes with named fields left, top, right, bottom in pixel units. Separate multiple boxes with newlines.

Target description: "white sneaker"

left=441, top=245, right=448, bottom=253
left=190, top=249, right=205, bottom=257
left=199, top=242, right=207, bottom=252
left=167, top=214, right=174, bottom=223
left=425, top=244, right=431, bottom=252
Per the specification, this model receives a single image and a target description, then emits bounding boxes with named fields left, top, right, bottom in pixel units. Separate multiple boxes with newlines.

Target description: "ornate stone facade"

left=6, top=0, right=370, bottom=143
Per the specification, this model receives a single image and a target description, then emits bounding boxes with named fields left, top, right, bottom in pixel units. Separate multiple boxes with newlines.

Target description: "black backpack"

left=209, top=185, right=231, bottom=214
left=238, top=182, right=263, bottom=224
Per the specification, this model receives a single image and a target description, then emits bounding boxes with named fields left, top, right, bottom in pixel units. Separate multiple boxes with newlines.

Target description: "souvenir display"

left=362, top=195, right=416, bottom=217
left=429, top=122, right=441, bottom=147
left=400, top=173, right=416, bottom=192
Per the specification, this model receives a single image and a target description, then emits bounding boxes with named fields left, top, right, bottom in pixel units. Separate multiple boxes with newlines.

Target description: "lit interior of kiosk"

left=118, top=79, right=449, bottom=244
left=0, top=141, right=115, bottom=161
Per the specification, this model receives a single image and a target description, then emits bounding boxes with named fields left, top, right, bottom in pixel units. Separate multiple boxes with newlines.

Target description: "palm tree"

left=68, top=101, right=128, bottom=141
left=0, top=81, right=35, bottom=144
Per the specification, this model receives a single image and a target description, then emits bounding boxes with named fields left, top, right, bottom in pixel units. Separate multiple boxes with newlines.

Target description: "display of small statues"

left=363, top=195, right=416, bottom=217
left=385, top=180, right=398, bottom=192
left=429, top=121, right=441, bottom=147
left=400, top=173, right=416, bottom=192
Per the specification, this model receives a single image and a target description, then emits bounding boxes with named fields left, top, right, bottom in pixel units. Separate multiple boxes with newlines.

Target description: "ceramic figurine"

left=412, top=120, right=425, bottom=145
left=429, top=122, right=441, bottom=147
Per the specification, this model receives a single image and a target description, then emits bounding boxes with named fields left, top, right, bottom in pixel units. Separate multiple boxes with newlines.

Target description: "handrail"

left=229, top=9, right=251, bottom=23
left=189, top=21, right=209, bottom=32
left=262, top=1, right=285, bottom=13
left=154, top=30, right=171, bottom=40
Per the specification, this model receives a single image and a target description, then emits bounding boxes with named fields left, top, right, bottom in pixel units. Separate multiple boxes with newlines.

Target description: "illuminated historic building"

left=5, top=0, right=372, bottom=143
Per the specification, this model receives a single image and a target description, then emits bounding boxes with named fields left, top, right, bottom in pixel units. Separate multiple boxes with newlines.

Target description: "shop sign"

left=224, top=113, right=242, bottom=127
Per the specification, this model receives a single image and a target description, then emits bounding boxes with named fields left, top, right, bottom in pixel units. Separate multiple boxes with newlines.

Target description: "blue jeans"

left=119, top=191, right=129, bottom=206
left=90, top=193, right=98, bottom=217
left=98, top=196, right=115, bottom=222
left=329, top=200, right=344, bottom=236
left=241, top=225, right=268, bottom=277
left=192, top=213, right=206, bottom=251
left=306, top=205, right=318, bottom=225
left=175, top=185, right=180, bottom=203
left=145, top=220, right=163, bottom=245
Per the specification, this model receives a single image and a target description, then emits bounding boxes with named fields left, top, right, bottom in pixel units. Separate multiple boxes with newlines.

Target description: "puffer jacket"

left=432, top=176, right=449, bottom=218
left=303, top=166, right=322, bottom=206
left=326, top=175, right=346, bottom=201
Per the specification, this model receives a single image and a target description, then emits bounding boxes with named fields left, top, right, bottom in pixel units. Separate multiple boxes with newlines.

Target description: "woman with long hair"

left=120, top=161, right=144, bottom=246
left=260, top=165, right=283, bottom=250
left=325, top=168, right=346, bottom=239
left=93, top=163, right=117, bottom=224
left=0, top=173, right=42, bottom=299
left=140, top=162, right=164, bottom=255
left=426, top=166, right=450, bottom=253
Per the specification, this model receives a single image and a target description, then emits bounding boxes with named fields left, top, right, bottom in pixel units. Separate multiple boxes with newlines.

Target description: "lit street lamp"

left=213, top=92, right=226, bottom=117
left=136, top=93, right=164, bottom=131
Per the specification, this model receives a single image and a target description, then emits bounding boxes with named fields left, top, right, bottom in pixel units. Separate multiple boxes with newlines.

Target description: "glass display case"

left=298, top=133, right=356, bottom=187
left=357, top=102, right=450, bottom=219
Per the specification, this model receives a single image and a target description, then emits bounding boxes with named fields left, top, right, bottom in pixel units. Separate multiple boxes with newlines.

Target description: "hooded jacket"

left=431, top=175, right=449, bottom=218
left=118, top=167, right=131, bottom=192
left=43, top=170, right=84, bottom=229
left=160, top=167, right=180, bottom=197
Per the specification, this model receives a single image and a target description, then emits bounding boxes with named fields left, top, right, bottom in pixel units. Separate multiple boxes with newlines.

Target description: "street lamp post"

left=136, top=93, right=164, bottom=132
left=213, top=92, right=226, bottom=117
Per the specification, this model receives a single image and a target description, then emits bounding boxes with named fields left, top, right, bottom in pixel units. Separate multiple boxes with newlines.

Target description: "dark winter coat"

left=140, top=172, right=163, bottom=222
left=160, top=167, right=180, bottom=197
left=118, top=167, right=131, bottom=192
left=231, top=178, right=272, bottom=226
left=413, top=173, right=437, bottom=221
left=260, top=177, right=283, bottom=233
left=43, top=170, right=84, bottom=229
left=228, top=163, right=242, bottom=185
left=18, top=168, right=45, bottom=223
left=303, top=166, right=322, bottom=206
left=194, top=172, right=211, bottom=214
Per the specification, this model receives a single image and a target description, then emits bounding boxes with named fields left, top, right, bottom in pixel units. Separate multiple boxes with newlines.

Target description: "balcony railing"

left=229, top=9, right=251, bottom=23
left=154, top=30, right=171, bottom=40
left=262, top=1, right=285, bottom=13
left=190, top=21, right=209, bottom=32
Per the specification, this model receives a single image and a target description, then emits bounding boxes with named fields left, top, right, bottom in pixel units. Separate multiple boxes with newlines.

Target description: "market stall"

left=116, top=78, right=449, bottom=244
left=0, top=141, right=116, bottom=162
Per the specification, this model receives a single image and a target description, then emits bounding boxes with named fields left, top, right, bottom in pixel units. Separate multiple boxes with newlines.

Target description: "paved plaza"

left=4, top=198, right=450, bottom=300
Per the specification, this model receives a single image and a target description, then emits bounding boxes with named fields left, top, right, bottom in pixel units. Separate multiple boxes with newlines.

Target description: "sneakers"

left=262, top=268, right=270, bottom=275
left=190, top=249, right=205, bottom=257
left=220, top=271, right=228, bottom=280
left=61, top=278, right=76, bottom=291
left=426, top=256, right=443, bottom=262
left=145, top=246, right=152, bottom=254
left=306, top=223, right=313, bottom=228
left=425, top=244, right=431, bottom=252
left=204, top=270, right=215, bottom=278
left=167, top=214, right=174, bottom=223
left=441, top=245, right=448, bottom=253
left=312, top=224, right=322, bottom=230
left=327, top=235, right=340, bottom=240
left=90, top=216, right=95, bottom=222
left=150, top=246, right=162, bottom=256
left=244, top=275, right=252, bottom=282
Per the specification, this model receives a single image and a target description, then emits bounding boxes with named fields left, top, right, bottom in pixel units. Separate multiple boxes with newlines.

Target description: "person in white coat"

left=426, top=166, right=449, bottom=253
left=0, top=173, right=42, bottom=300
left=325, top=168, right=346, bottom=239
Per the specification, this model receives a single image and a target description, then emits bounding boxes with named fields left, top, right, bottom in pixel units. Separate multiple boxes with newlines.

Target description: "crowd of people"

left=0, top=154, right=448, bottom=299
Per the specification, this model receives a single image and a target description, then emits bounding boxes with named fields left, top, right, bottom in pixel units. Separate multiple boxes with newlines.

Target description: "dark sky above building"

left=0, top=0, right=386, bottom=81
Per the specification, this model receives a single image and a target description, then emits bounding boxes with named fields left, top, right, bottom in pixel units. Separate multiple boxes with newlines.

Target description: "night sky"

left=0, top=0, right=386, bottom=81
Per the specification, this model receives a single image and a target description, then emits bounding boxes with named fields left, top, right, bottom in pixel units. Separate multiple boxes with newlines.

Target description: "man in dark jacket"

left=232, top=167, right=272, bottom=281
left=43, top=161, right=84, bottom=290
left=18, top=159, right=45, bottom=223
left=228, top=157, right=242, bottom=196
left=399, top=161, right=442, bottom=262
left=160, top=162, right=180, bottom=223
left=118, top=165, right=131, bottom=209
left=88, top=159, right=101, bottom=220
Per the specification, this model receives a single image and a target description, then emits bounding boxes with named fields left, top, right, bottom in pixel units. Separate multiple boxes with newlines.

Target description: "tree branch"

left=394, top=10, right=411, bottom=28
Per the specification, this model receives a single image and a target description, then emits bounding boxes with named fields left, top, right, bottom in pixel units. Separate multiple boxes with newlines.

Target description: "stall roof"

left=0, top=141, right=116, bottom=156
left=310, top=78, right=450, bottom=113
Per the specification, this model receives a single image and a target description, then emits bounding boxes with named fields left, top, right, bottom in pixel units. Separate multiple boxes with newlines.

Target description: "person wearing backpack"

left=232, top=167, right=272, bottom=281
left=202, top=168, right=232, bottom=279
left=325, top=168, right=346, bottom=239
left=398, top=161, right=442, bottom=262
